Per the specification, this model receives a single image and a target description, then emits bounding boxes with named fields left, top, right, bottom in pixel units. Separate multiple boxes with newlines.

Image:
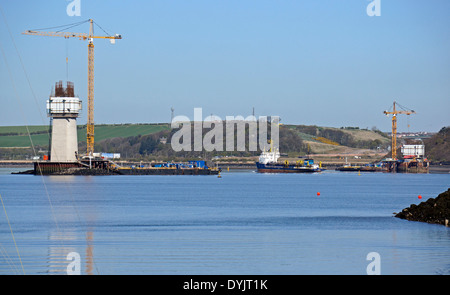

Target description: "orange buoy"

left=418, top=195, right=422, bottom=199
left=317, top=192, right=320, bottom=196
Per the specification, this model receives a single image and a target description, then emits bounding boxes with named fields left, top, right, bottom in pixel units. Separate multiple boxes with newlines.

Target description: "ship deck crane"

left=23, top=19, right=122, bottom=157
left=383, top=101, right=416, bottom=160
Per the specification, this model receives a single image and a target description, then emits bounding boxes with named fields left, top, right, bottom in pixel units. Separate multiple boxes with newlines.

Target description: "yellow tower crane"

left=23, top=19, right=122, bottom=157
left=383, top=101, right=416, bottom=160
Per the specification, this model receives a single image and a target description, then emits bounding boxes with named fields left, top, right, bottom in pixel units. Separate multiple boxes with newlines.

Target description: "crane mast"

left=87, top=19, right=95, bottom=156
left=23, top=19, right=121, bottom=157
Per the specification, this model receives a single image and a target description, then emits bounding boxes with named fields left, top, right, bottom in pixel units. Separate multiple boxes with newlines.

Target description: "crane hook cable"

left=29, top=19, right=90, bottom=32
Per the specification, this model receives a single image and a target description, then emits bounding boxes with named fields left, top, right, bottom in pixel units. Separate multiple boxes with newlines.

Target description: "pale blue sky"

left=1, top=0, right=449, bottom=132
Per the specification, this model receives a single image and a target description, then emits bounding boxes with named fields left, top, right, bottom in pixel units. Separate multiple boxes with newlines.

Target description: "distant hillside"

left=286, top=125, right=390, bottom=150
left=424, top=127, right=450, bottom=163
left=93, top=123, right=306, bottom=160
left=90, top=124, right=390, bottom=161
left=0, top=124, right=170, bottom=148
left=0, top=124, right=170, bottom=160
left=0, top=123, right=391, bottom=161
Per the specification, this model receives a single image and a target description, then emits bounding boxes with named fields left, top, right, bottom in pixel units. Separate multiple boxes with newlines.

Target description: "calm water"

left=0, top=167, right=449, bottom=275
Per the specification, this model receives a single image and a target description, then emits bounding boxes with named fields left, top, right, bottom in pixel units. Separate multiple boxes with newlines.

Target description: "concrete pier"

left=47, top=81, right=82, bottom=162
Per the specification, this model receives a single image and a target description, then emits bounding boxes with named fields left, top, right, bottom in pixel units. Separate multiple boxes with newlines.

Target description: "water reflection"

left=47, top=230, right=77, bottom=274
left=85, top=230, right=94, bottom=275
left=2, top=170, right=450, bottom=275
left=45, top=187, right=97, bottom=275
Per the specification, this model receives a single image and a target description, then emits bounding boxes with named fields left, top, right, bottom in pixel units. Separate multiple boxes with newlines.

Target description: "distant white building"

left=401, top=145, right=425, bottom=158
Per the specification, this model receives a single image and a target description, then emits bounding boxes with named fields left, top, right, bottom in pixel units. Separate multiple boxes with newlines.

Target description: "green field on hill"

left=0, top=124, right=170, bottom=148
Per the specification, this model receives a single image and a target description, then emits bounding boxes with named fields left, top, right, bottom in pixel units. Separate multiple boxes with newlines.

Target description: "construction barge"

left=381, top=144, right=430, bottom=173
left=335, top=164, right=382, bottom=172
left=382, top=157, right=429, bottom=173
left=334, top=157, right=429, bottom=173
left=16, top=159, right=220, bottom=176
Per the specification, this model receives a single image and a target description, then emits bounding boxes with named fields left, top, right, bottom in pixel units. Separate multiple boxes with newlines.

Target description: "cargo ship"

left=255, top=148, right=323, bottom=173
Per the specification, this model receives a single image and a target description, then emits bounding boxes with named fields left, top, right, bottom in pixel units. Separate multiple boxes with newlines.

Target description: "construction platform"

left=334, top=158, right=429, bottom=173
left=14, top=159, right=220, bottom=176
left=383, top=158, right=429, bottom=173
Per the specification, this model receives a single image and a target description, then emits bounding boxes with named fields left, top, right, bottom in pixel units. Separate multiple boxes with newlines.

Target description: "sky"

left=0, top=0, right=449, bottom=132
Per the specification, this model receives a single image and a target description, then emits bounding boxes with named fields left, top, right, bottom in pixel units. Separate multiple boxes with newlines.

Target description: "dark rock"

left=395, top=188, right=450, bottom=226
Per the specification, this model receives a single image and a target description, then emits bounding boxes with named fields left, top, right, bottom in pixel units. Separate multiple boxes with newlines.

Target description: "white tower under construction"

left=47, top=81, right=82, bottom=162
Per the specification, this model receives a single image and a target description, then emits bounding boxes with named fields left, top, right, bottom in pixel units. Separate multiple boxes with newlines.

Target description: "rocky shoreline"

left=395, top=188, right=450, bottom=226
